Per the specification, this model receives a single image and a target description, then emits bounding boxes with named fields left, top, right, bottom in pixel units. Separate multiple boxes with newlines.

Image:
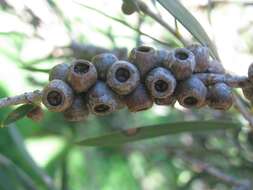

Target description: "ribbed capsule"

left=187, top=44, right=209, bottom=73
left=129, top=46, right=158, bottom=78
left=67, top=59, right=97, bottom=93
left=176, top=76, right=207, bottom=108
left=155, top=95, right=176, bottom=106
left=107, top=60, right=140, bottom=95
left=145, top=67, right=176, bottom=99
left=63, top=96, right=89, bottom=122
left=42, top=79, right=74, bottom=112
left=92, top=53, right=118, bottom=80
left=206, top=59, right=225, bottom=74
left=124, top=83, right=153, bottom=112
left=49, top=63, right=70, bottom=82
left=87, top=81, right=123, bottom=116
left=248, top=62, right=253, bottom=83
left=163, top=48, right=196, bottom=80
left=208, top=83, right=233, bottom=110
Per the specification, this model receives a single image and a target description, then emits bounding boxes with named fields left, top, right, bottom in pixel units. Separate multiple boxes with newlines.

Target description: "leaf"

left=1, top=104, right=36, bottom=127
left=157, top=0, right=220, bottom=60
left=76, top=121, right=240, bottom=147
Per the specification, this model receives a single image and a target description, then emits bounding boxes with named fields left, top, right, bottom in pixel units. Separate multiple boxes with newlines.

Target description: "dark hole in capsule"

left=47, top=91, right=62, bottom=106
left=94, top=104, right=110, bottom=113
left=137, top=46, right=152, bottom=53
left=115, top=68, right=130, bottom=82
left=184, top=96, right=198, bottom=106
left=175, top=51, right=189, bottom=60
left=74, top=62, right=90, bottom=74
left=154, top=80, right=168, bottom=92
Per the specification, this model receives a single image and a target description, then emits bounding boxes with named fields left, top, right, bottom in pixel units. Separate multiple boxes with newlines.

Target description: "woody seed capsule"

left=67, top=59, right=97, bottom=93
left=107, top=60, right=140, bottom=95
left=155, top=95, right=176, bottom=106
left=63, top=96, right=89, bottom=122
left=49, top=63, right=70, bottom=81
left=87, top=81, right=123, bottom=116
left=145, top=67, right=176, bottom=99
left=208, top=83, right=233, bottom=110
left=92, top=53, right=118, bottom=80
left=248, top=62, right=253, bottom=83
left=164, top=48, right=196, bottom=80
left=176, top=76, right=207, bottom=108
left=42, top=79, right=74, bottom=112
left=124, top=83, right=153, bottom=112
left=187, top=44, right=209, bottom=73
left=206, top=59, right=225, bottom=74
left=129, top=46, right=158, bottom=78
left=242, top=86, right=253, bottom=103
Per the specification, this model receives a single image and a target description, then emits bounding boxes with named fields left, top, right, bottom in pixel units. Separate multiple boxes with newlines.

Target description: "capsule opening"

left=183, top=96, right=198, bottom=106
left=137, top=46, right=152, bottom=53
left=74, top=62, right=90, bottom=74
left=115, top=68, right=130, bottom=82
left=175, top=51, right=189, bottom=60
left=94, top=104, right=110, bottom=113
left=154, top=80, right=169, bottom=92
left=47, top=91, right=63, bottom=106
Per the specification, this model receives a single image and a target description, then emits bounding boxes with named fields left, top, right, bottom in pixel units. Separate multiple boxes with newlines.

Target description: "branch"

left=0, top=90, right=42, bottom=109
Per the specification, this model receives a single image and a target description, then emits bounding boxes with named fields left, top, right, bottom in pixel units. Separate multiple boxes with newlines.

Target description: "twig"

left=194, top=73, right=251, bottom=88
left=137, top=0, right=188, bottom=46
left=0, top=90, right=42, bottom=109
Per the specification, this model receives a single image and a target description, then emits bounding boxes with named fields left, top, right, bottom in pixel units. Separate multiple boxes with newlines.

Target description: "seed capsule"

left=164, top=48, right=196, bottom=80
left=155, top=49, right=170, bottom=66
left=42, top=79, right=74, bottom=112
left=208, top=83, right=233, bottom=110
left=155, top=95, right=176, bottom=106
left=63, top=96, right=89, bottom=122
left=187, top=44, right=209, bottom=73
left=129, top=46, right=158, bottom=78
left=49, top=63, right=70, bottom=81
left=87, top=81, right=123, bottom=116
left=92, top=53, right=118, bottom=80
left=206, top=59, right=225, bottom=74
left=248, top=62, right=253, bottom=83
left=121, top=1, right=136, bottom=15
left=176, top=76, right=207, bottom=108
left=67, top=59, right=97, bottom=93
left=242, top=86, right=253, bottom=103
left=124, top=83, right=153, bottom=112
left=26, top=106, right=44, bottom=122
left=145, top=67, right=176, bottom=99
left=107, top=60, right=140, bottom=95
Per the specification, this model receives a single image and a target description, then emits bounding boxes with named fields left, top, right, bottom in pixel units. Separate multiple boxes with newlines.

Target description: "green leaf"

left=157, top=0, right=220, bottom=60
left=76, top=121, right=240, bottom=147
left=1, top=104, right=36, bottom=127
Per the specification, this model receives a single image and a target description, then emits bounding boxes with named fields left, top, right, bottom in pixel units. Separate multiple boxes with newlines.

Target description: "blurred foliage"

left=0, top=0, right=253, bottom=190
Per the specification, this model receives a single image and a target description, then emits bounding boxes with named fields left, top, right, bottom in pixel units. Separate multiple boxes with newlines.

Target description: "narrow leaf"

left=157, top=0, right=219, bottom=60
left=1, top=104, right=36, bottom=127
left=76, top=121, right=240, bottom=147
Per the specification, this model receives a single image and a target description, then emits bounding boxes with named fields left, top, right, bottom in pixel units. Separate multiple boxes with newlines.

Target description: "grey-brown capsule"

left=67, top=59, right=97, bottom=93
left=164, top=48, right=196, bottom=80
left=129, top=46, right=158, bottom=78
left=145, top=67, right=176, bottom=99
left=242, top=86, right=253, bottom=103
left=107, top=60, right=140, bottom=95
left=42, top=79, right=74, bottom=112
left=176, top=76, right=207, bottom=108
left=155, top=49, right=170, bottom=66
left=92, top=53, right=118, bottom=80
left=208, top=83, right=233, bottom=110
left=124, top=83, right=153, bottom=112
left=87, top=81, right=123, bottom=116
left=248, top=63, right=253, bottom=83
left=63, top=96, right=89, bottom=122
left=49, top=63, right=70, bottom=81
left=155, top=95, right=176, bottom=106
left=206, top=59, right=225, bottom=74
left=187, top=44, right=209, bottom=73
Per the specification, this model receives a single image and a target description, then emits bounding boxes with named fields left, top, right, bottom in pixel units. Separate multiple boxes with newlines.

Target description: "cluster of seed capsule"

left=42, top=44, right=235, bottom=122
